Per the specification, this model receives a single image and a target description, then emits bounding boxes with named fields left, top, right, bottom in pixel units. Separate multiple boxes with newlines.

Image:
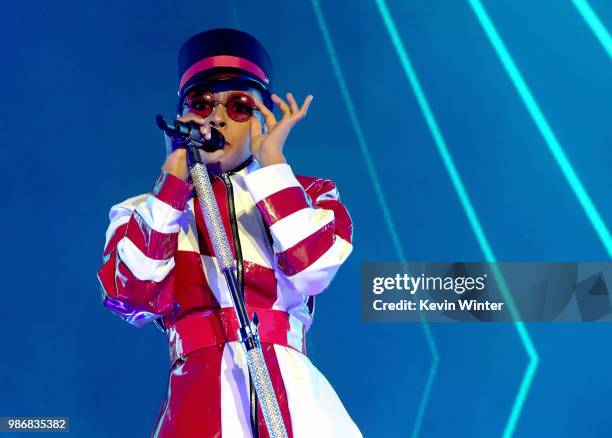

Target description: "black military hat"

left=177, top=28, right=273, bottom=113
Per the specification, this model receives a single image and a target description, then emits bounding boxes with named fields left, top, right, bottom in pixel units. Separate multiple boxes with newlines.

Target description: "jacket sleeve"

left=243, top=163, right=353, bottom=296
left=96, top=170, right=192, bottom=327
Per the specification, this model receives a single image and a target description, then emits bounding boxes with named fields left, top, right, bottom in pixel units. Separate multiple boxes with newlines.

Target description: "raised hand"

left=250, top=92, right=314, bottom=167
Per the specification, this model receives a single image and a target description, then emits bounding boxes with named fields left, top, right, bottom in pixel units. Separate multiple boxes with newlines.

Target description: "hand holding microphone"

left=158, top=113, right=225, bottom=181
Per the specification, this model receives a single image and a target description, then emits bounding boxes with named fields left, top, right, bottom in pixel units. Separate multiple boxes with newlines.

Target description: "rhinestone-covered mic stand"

left=185, top=142, right=288, bottom=438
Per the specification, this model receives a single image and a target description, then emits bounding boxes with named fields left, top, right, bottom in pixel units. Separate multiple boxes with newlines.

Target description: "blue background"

left=2, top=0, right=611, bottom=436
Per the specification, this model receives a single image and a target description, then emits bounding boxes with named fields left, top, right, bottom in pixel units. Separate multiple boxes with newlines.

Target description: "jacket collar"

left=207, top=155, right=261, bottom=177
left=225, top=155, right=261, bottom=176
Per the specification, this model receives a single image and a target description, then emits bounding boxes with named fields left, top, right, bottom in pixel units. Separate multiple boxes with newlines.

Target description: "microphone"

left=155, top=114, right=225, bottom=152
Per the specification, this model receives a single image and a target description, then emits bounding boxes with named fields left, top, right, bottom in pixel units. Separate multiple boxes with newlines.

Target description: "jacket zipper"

left=219, top=171, right=258, bottom=437
left=220, top=172, right=244, bottom=298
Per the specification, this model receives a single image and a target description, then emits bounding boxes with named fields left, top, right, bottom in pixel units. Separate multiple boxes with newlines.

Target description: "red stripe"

left=152, top=170, right=193, bottom=211
left=277, top=221, right=336, bottom=276
left=115, top=256, right=175, bottom=315
left=256, top=186, right=311, bottom=225
left=152, top=344, right=224, bottom=438
left=244, top=261, right=278, bottom=308
left=167, top=307, right=306, bottom=365
left=125, top=212, right=178, bottom=260
left=316, top=199, right=353, bottom=244
left=257, top=343, right=294, bottom=438
left=98, top=251, right=175, bottom=318
left=301, top=176, right=336, bottom=203
left=170, top=250, right=220, bottom=323
left=103, top=223, right=128, bottom=258
left=301, top=176, right=353, bottom=243
left=98, top=251, right=119, bottom=297
left=179, top=55, right=269, bottom=90
left=100, top=210, right=180, bottom=322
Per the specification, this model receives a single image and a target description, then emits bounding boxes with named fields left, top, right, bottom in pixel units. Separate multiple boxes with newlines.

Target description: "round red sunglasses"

left=184, top=91, right=260, bottom=122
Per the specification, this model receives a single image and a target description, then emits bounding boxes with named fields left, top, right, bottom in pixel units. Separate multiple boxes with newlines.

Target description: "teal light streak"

left=375, top=0, right=493, bottom=262
left=469, top=0, right=612, bottom=258
left=572, top=0, right=612, bottom=59
left=309, top=2, right=439, bottom=438
left=374, top=1, right=539, bottom=436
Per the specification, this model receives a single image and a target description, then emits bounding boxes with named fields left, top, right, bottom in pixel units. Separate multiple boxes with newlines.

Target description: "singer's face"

left=181, top=85, right=265, bottom=173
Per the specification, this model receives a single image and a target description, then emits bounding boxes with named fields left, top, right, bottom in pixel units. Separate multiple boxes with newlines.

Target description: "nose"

left=208, top=103, right=227, bottom=128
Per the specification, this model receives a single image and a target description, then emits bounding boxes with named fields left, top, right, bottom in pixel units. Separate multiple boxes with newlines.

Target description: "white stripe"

left=109, top=194, right=147, bottom=222
left=287, top=314, right=304, bottom=352
left=200, top=255, right=234, bottom=307
left=220, top=342, right=253, bottom=437
left=273, top=344, right=363, bottom=438
left=230, top=173, right=275, bottom=268
left=135, top=195, right=183, bottom=234
left=272, top=277, right=314, bottom=332
left=105, top=194, right=148, bottom=248
left=177, top=198, right=200, bottom=252
left=238, top=221, right=275, bottom=269
left=243, top=163, right=302, bottom=203
left=278, top=237, right=353, bottom=296
left=117, top=237, right=175, bottom=282
left=270, top=208, right=335, bottom=252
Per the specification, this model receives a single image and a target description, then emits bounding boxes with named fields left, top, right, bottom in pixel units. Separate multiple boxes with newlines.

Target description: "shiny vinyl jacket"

left=97, top=157, right=362, bottom=437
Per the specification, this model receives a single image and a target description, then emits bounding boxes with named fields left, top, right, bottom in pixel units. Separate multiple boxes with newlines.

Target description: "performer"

left=97, top=28, right=362, bottom=438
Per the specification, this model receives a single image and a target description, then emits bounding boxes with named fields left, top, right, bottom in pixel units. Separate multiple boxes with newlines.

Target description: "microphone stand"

left=159, top=115, right=288, bottom=438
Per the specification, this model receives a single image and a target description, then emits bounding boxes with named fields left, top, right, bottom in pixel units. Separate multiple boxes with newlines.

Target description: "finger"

left=250, top=117, right=262, bottom=138
left=199, top=124, right=211, bottom=140
left=272, top=94, right=291, bottom=119
left=253, top=98, right=277, bottom=130
left=287, top=92, right=299, bottom=113
left=299, top=95, right=314, bottom=116
left=178, top=114, right=206, bottom=124
left=249, top=118, right=263, bottom=156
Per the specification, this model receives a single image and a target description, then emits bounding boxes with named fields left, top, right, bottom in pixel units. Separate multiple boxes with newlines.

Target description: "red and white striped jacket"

left=97, top=157, right=361, bottom=437
left=97, top=157, right=353, bottom=355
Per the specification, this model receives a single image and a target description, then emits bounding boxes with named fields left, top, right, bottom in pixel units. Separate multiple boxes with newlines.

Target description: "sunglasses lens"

left=186, top=92, right=213, bottom=117
left=226, top=93, right=254, bottom=122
